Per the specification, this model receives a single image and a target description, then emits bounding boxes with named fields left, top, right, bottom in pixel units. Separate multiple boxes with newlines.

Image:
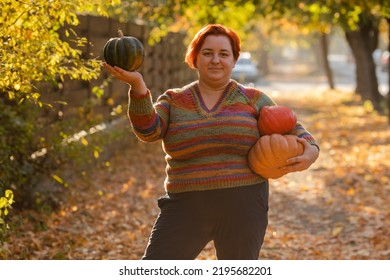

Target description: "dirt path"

left=3, top=88, right=390, bottom=260
left=263, top=89, right=390, bottom=259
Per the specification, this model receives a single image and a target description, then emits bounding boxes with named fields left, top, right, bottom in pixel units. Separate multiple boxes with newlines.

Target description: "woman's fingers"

left=102, top=63, right=148, bottom=96
left=102, top=63, right=134, bottom=84
left=284, top=138, right=319, bottom=172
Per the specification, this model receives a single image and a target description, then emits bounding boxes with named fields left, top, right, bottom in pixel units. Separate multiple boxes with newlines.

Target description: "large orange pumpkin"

left=248, top=134, right=304, bottom=179
left=258, top=105, right=297, bottom=135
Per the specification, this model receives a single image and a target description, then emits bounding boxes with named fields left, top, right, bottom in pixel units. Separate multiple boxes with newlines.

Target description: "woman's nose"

left=211, top=54, right=220, bottom=64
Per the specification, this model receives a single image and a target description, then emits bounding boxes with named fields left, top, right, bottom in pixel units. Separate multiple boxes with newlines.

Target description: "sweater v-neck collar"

left=193, top=81, right=234, bottom=114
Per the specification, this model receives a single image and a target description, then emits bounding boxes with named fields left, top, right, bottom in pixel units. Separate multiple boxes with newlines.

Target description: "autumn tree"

left=124, top=1, right=390, bottom=115
left=310, top=1, right=389, bottom=113
left=0, top=0, right=120, bottom=212
left=107, top=0, right=258, bottom=45
left=253, top=0, right=389, bottom=114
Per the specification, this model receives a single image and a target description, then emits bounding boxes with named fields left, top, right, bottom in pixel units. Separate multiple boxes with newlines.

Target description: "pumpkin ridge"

left=122, top=39, right=132, bottom=70
left=104, top=39, right=116, bottom=66
left=133, top=39, right=144, bottom=70
left=248, top=134, right=303, bottom=179
left=115, top=39, right=122, bottom=68
left=258, top=136, right=273, bottom=168
left=268, top=134, right=282, bottom=167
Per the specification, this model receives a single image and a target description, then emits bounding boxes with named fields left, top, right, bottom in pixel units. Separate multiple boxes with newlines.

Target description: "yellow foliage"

left=0, top=0, right=119, bottom=103
left=0, top=190, right=14, bottom=224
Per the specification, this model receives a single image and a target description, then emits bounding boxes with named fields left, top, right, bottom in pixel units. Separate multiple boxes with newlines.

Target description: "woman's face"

left=196, top=35, right=236, bottom=85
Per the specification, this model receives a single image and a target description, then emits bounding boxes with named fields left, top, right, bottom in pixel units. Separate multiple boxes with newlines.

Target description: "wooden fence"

left=40, top=15, right=197, bottom=124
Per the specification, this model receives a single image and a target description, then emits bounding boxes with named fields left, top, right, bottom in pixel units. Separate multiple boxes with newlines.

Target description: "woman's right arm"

left=102, top=63, right=169, bottom=142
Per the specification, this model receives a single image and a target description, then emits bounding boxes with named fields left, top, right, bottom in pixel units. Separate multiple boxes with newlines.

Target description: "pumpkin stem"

left=118, top=29, right=124, bottom=37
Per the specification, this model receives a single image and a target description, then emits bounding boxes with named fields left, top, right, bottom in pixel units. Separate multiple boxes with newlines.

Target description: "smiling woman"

left=193, top=35, right=236, bottom=109
left=184, top=24, right=241, bottom=69
left=102, top=23, right=319, bottom=260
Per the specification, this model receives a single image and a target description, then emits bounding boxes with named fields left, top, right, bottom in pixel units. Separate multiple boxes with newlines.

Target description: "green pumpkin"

left=103, top=30, right=144, bottom=71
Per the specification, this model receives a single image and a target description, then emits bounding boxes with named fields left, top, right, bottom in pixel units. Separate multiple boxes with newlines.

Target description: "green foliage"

left=105, top=0, right=389, bottom=48
left=0, top=0, right=122, bottom=215
left=0, top=94, right=124, bottom=213
left=255, top=0, right=390, bottom=32
left=0, top=99, right=37, bottom=192
left=106, top=0, right=258, bottom=45
left=103, top=0, right=390, bottom=45
left=105, top=0, right=183, bottom=44
left=0, top=0, right=107, bottom=103
left=0, top=0, right=121, bottom=101
left=177, top=0, right=257, bottom=44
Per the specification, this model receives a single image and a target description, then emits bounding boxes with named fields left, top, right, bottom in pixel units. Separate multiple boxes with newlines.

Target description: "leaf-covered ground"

left=2, top=87, right=390, bottom=260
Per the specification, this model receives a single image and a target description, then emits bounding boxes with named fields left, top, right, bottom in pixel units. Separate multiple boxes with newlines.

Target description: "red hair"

left=185, top=24, right=241, bottom=69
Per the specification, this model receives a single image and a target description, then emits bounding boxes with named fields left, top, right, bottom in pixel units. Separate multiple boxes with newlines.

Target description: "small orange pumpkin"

left=258, top=105, right=297, bottom=135
left=248, top=134, right=304, bottom=179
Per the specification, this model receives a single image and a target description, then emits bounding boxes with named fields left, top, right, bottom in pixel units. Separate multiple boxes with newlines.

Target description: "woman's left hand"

left=283, top=138, right=319, bottom=173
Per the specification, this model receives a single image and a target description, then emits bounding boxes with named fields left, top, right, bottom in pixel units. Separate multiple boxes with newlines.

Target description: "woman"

left=103, top=24, right=319, bottom=260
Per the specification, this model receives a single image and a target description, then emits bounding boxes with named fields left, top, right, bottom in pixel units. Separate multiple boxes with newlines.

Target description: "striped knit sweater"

left=128, top=80, right=317, bottom=193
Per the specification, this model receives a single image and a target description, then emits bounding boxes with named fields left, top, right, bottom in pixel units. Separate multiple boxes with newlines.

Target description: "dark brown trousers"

left=142, top=181, right=269, bottom=260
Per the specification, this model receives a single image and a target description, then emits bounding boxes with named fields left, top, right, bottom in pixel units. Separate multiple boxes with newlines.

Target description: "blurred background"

left=1, top=0, right=389, bottom=260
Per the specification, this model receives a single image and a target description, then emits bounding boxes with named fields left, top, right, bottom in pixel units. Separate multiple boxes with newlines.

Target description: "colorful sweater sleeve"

left=127, top=90, right=170, bottom=142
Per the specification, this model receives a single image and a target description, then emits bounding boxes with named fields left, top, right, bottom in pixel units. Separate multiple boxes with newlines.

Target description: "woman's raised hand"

left=102, top=63, right=147, bottom=96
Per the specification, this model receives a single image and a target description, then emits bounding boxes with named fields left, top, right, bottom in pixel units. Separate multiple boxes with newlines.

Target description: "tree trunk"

left=345, top=20, right=384, bottom=112
left=319, top=32, right=335, bottom=89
